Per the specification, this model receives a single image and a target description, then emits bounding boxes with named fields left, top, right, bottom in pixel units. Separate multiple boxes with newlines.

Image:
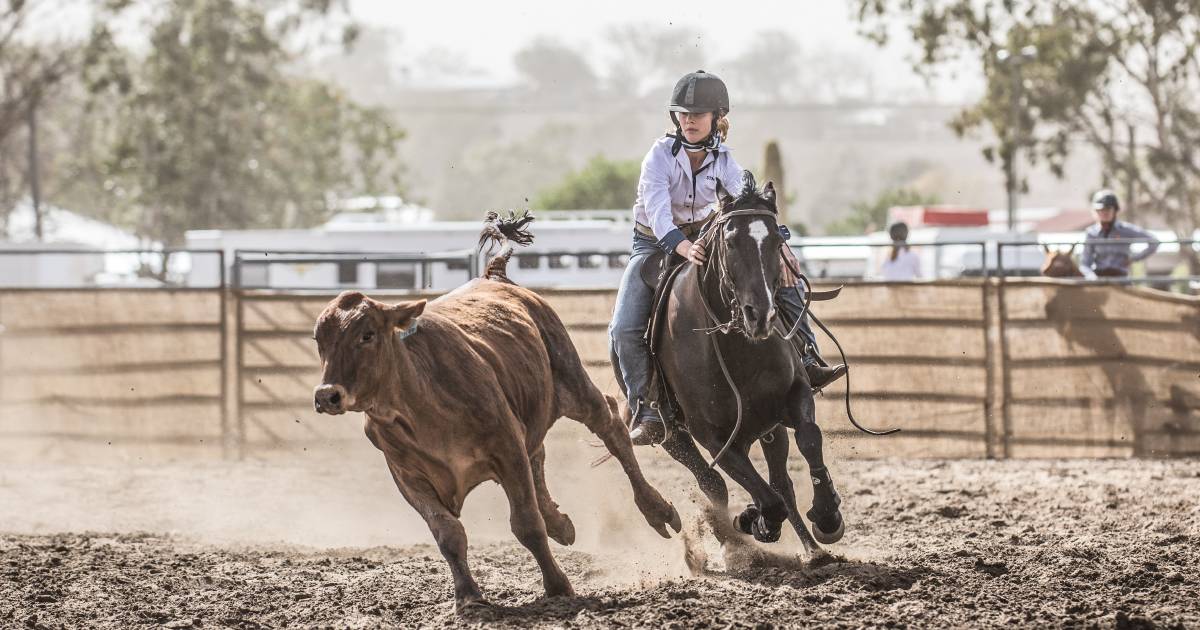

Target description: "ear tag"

left=395, top=317, right=421, bottom=341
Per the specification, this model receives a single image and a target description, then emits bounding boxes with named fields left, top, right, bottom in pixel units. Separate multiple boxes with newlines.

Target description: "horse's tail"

left=478, top=210, right=535, bottom=283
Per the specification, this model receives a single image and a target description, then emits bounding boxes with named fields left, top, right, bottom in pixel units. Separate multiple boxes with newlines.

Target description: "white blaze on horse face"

left=747, top=220, right=775, bottom=315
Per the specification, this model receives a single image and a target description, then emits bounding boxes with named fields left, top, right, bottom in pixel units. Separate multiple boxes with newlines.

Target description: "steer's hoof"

left=650, top=507, right=681, bottom=539
left=544, top=580, right=575, bottom=598
left=456, top=597, right=494, bottom=616
left=807, top=508, right=845, bottom=545
left=670, top=506, right=682, bottom=532
left=639, top=491, right=682, bottom=539
left=547, top=514, right=576, bottom=546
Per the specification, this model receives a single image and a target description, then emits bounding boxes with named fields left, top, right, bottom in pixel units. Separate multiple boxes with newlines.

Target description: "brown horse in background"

left=1041, top=244, right=1083, bottom=278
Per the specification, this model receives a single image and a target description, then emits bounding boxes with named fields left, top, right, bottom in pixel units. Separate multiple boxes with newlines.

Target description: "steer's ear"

left=382, top=299, right=426, bottom=330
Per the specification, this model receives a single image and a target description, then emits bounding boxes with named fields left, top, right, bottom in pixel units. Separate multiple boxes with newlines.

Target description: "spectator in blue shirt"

left=1080, top=189, right=1160, bottom=278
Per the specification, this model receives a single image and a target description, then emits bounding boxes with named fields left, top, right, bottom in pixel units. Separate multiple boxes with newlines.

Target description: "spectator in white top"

left=879, top=221, right=921, bottom=280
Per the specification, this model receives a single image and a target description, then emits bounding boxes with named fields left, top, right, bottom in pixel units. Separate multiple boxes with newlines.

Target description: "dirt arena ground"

left=2, top=437, right=1198, bottom=629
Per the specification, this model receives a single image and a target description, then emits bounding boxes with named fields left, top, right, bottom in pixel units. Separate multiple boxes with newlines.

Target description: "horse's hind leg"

left=661, top=429, right=729, bottom=511
left=791, top=392, right=844, bottom=544
left=563, top=389, right=681, bottom=538
left=530, top=447, right=575, bottom=546
left=759, top=425, right=823, bottom=557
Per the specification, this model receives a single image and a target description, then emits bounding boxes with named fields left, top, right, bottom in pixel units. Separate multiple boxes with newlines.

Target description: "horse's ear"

left=1067, top=243, right=1077, bottom=255
left=716, top=179, right=735, bottom=209
left=1041, top=244, right=1052, bottom=254
left=763, top=181, right=777, bottom=209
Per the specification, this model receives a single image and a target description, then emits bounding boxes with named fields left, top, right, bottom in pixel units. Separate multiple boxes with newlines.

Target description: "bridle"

left=692, top=208, right=797, bottom=336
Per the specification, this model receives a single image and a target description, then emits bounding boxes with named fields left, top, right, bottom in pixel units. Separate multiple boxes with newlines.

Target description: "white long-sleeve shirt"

left=632, top=136, right=745, bottom=253
left=880, top=248, right=922, bottom=281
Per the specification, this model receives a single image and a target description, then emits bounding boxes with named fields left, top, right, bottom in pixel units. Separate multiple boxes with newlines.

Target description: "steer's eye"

left=360, top=331, right=375, bottom=344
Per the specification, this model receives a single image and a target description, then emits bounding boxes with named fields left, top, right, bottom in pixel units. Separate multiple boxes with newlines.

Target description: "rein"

left=691, top=209, right=898, bottom=468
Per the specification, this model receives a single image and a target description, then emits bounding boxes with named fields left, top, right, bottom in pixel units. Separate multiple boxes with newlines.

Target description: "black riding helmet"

left=667, top=70, right=730, bottom=155
left=1092, top=189, right=1119, bottom=211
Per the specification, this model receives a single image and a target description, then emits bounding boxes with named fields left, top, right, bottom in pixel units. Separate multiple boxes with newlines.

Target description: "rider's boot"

left=805, top=347, right=846, bottom=392
left=628, top=400, right=667, bottom=446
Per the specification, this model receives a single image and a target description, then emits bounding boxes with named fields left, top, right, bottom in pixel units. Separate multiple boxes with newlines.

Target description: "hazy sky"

left=349, top=0, right=983, bottom=103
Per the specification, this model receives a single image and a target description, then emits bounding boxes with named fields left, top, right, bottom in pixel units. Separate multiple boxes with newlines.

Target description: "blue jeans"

left=777, top=284, right=820, bottom=366
left=609, top=232, right=662, bottom=420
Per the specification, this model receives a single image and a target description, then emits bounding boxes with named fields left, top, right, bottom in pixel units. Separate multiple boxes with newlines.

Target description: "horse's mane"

left=723, top=171, right=776, bottom=213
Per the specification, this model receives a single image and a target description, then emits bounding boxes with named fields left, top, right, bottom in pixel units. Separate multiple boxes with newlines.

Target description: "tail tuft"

left=478, top=210, right=535, bottom=282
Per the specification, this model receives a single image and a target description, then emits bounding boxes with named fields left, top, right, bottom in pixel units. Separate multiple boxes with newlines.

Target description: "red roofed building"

left=888, top=206, right=990, bottom=227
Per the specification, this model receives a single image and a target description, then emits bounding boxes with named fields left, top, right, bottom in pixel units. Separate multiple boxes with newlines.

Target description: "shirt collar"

left=673, top=146, right=720, bottom=180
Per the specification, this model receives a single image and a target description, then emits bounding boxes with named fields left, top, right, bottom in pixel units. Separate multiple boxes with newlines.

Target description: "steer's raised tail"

left=478, top=210, right=535, bottom=283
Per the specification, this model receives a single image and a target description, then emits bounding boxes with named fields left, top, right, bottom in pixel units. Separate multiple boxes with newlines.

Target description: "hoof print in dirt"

left=973, top=557, right=1008, bottom=577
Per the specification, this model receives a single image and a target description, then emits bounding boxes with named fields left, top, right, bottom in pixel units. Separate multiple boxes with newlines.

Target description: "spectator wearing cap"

left=1080, top=189, right=1160, bottom=278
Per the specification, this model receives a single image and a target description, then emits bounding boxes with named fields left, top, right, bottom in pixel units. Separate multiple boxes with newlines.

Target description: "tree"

left=73, top=0, right=404, bottom=245
left=825, top=187, right=939, bottom=236
left=761, top=140, right=788, bottom=225
left=533, top=155, right=640, bottom=211
left=0, top=1, right=91, bottom=235
left=602, top=24, right=708, bottom=98
left=725, top=31, right=803, bottom=104
left=513, top=38, right=597, bottom=96
left=853, top=0, right=1200, bottom=250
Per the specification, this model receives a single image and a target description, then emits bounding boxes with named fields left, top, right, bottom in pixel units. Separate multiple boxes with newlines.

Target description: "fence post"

left=233, top=253, right=246, bottom=460
left=218, top=251, right=231, bottom=460
left=980, top=242, right=996, bottom=459
left=996, top=242, right=1013, bottom=458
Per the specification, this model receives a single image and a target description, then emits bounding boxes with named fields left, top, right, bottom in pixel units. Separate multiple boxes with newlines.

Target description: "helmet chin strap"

left=668, top=112, right=722, bottom=156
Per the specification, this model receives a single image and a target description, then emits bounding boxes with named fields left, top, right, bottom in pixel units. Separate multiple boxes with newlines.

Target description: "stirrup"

left=628, top=400, right=669, bottom=446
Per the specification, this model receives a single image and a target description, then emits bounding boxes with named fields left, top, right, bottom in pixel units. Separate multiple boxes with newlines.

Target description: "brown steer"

left=312, top=212, right=681, bottom=611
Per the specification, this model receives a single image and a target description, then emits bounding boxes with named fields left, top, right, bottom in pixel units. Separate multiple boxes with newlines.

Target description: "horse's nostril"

left=743, top=304, right=758, bottom=320
left=328, top=391, right=341, bottom=405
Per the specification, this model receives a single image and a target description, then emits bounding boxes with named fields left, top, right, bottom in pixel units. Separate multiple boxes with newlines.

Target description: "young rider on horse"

left=609, top=70, right=847, bottom=446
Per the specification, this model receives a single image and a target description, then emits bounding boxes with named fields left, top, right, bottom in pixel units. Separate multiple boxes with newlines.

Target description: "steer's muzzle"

left=314, top=383, right=350, bottom=415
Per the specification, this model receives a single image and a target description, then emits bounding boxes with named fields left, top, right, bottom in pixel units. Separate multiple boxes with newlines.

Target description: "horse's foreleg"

left=759, top=425, right=822, bottom=556
left=793, top=394, right=844, bottom=544
left=711, top=445, right=788, bottom=544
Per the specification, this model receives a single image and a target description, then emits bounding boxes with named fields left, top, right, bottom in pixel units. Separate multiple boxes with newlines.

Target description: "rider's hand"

left=779, top=244, right=800, bottom=287
left=676, top=239, right=706, bottom=265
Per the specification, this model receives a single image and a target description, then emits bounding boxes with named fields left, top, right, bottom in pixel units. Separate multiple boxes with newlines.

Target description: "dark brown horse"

left=654, top=173, right=845, bottom=558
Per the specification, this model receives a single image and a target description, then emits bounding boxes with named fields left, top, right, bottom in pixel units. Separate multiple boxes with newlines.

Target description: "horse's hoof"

left=808, top=510, right=844, bottom=545
left=734, top=504, right=759, bottom=535
left=751, top=515, right=782, bottom=543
